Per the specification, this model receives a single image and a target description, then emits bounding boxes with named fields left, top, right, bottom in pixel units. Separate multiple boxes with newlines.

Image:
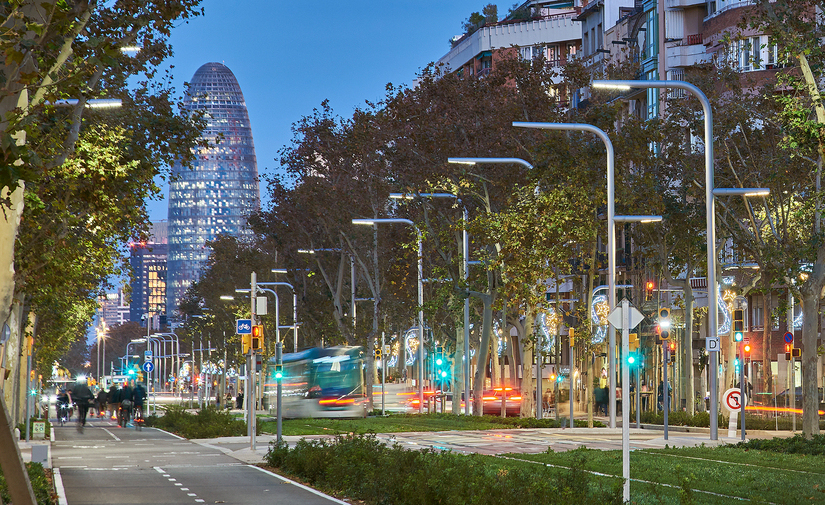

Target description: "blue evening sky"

left=148, top=0, right=500, bottom=221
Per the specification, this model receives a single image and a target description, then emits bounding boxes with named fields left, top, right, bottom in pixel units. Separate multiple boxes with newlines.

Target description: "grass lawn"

left=258, top=412, right=597, bottom=436
left=504, top=446, right=825, bottom=504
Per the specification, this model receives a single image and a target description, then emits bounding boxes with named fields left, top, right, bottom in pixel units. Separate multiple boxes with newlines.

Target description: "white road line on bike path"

left=53, top=468, right=68, bottom=505
left=251, top=465, right=350, bottom=504
left=156, top=466, right=208, bottom=504
left=102, top=428, right=120, bottom=441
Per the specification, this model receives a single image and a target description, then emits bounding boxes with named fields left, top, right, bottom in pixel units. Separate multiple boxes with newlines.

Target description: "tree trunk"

left=520, top=309, right=536, bottom=417
left=0, top=184, right=24, bottom=402
left=471, top=285, right=495, bottom=415
left=762, top=289, right=772, bottom=394
left=800, top=286, right=822, bottom=437
left=682, top=285, right=695, bottom=415
left=452, top=323, right=463, bottom=414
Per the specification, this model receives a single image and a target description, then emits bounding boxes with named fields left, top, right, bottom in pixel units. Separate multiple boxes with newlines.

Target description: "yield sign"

left=607, top=301, right=645, bottom=330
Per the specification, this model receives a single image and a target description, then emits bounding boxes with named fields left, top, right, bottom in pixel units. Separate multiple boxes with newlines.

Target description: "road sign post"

left=608, top=299, right=644, bottom=503
left=722, top=388, right=747, bottom=438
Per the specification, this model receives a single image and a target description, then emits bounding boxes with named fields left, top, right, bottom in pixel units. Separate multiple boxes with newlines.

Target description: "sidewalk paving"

left=193, top=424, right=783, bottom=465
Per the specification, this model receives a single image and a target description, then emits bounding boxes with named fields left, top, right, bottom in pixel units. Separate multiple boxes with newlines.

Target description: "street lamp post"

left=267, top=272, right=299, bottom=353
left=591, top=79, right=770, bottom=441
left=390, top=191, right=470, bottom=414
left=353, top=218, right=424, bottom=413
left=510, top=122, right=621, bottom=429
left=254, top=286, right=283, bottom=442
left=447, top=157, right=534, bottom=416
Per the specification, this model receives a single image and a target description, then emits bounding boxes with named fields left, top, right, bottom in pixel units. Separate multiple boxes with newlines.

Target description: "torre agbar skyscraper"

left=166, top=62, right=259, bottom=321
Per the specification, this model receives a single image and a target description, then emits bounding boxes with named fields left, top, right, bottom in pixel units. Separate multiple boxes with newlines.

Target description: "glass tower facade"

left=166, top=62, right=259, bottom=320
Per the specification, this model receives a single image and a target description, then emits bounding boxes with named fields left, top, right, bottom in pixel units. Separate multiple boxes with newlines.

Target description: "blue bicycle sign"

left=236, top=319, right=253, bottom=334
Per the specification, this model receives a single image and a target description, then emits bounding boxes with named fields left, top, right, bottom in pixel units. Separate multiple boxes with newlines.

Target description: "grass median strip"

left=505, top=446, right=825, bottom=504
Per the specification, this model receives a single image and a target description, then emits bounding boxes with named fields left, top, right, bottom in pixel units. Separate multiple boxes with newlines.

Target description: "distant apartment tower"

left=130, top=220, right=168, bottom=326
left=166, top=62, right=260, bottom=321
left=98, top=288, right=130, bottom=329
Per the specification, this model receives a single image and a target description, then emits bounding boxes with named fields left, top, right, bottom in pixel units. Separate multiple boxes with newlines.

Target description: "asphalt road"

left=51, top=415, right=345, bottom=505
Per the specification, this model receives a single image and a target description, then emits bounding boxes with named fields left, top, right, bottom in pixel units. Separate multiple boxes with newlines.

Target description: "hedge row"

left=264, top=433, right=622, bottom=505
left=145, top=405, right=254, bottom=438
left=0, top=462, right=55, bottom=505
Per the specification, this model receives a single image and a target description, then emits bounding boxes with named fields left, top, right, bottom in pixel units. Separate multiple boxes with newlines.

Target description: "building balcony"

left=666, top=39, right=709, bottom=69
left=665, top=0, right=706, bottom=8
left=437, top=11, right=581, bottom=72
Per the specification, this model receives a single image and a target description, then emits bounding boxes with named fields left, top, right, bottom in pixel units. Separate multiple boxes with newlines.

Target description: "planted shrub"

left=146, top=405, right=253, bottom=438
left=728, top=434, right=825, bottom=455
left=0, top=462, right=55, bottom=505
left=264, top=433, right=621, bottom=505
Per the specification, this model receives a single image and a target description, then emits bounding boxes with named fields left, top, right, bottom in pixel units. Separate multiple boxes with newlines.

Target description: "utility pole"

left=248, top=271, right=257, bottom=450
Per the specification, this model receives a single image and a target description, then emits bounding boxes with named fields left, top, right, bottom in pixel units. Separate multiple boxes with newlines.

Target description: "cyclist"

left=56, top=388, right=72, bottom=425
left=71, top=377, right=94, bottom=428
left=118, top=381, right=133, bottom=427
left=132, top=382, right=147, bottom=427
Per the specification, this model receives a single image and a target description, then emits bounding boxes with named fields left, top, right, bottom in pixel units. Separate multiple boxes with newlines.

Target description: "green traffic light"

left=734, top=331, right=743, bottom=342
left=435, top=358, right=443, bottom=366
left=627, top=355, right=636, bottom=365
left=440, top=370, right=447, bottom=378
left=274, top=372, right=283, bottom=380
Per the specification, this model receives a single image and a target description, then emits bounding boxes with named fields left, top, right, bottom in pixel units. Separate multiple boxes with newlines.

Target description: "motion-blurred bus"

left=263, top=346, right=368, bottom=418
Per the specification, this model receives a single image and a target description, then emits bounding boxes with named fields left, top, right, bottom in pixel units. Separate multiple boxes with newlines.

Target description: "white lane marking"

left=154, top=467, right=166, bottom=474
left=168, top=478, right=177, bottom=482
left=152, top=427, right=185, bottom=440
left=102, top=428, right=120, bottom=441
left=251, top=466, right=350, bottom=504
left=51, top=428, right=56, bottom=442
left=58, top=465, right=87, bottom=468
left=175, top=483, right=183, bottom=486
left=58, top=456, right=82, bottom=459
left=195, top=500, right=205, bottom=503
left=187, top=493, right=196, bottom=496
left=54, top=468, right=68, bottom=505
left=181, top=488, right=189, bottom=491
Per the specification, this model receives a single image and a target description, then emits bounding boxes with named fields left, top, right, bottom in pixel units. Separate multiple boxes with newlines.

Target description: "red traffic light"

left=743, top=344, right=751, bottom=353
left=646, top=281, right=654, bottom=291
left=669, top=341, right=676, bottom=351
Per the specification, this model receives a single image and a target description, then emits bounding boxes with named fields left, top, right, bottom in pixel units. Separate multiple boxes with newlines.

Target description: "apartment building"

left=436, top=0, right=582, bottom=82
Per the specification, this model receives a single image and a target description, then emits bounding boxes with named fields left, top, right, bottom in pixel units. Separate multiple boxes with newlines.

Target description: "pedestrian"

left=236, top=390, right=244, bottom=409
left=225, top=392, right=232, bottom=409
left=96, top=388, right=108, bottom=418
left=119, top=381, right=133, bottom=427
left=71, top=377, right=94, bottom=427
left=215, top=388, right=221, bottom=409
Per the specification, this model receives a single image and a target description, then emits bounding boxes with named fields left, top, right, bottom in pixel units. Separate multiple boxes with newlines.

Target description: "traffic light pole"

left=276, top=341, right=282, bottom=441
left=249, top=271, right=257, bottom=452
left=381, top=331, right=386, bottom=416
left=663, top=343, right=669, bottom=441
left=739, top=340, right=745, bottom=441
